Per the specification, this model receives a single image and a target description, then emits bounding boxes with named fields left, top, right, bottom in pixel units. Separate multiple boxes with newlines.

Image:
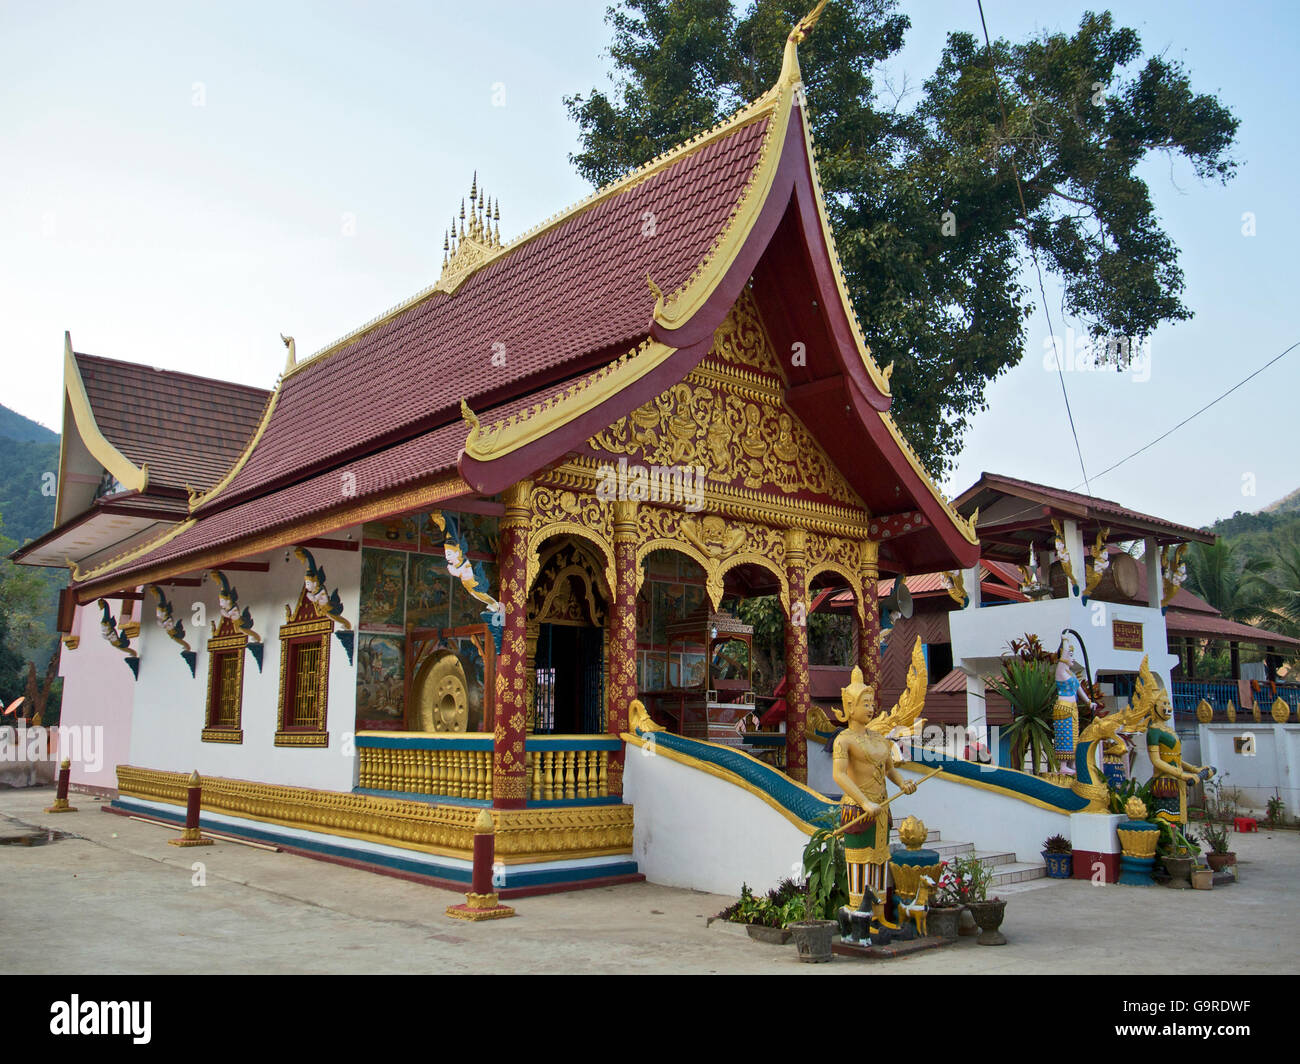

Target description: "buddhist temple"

left=16, top=9, right=985, bottom=894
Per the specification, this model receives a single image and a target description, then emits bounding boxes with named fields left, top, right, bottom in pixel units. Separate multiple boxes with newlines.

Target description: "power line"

left=1084, top=339, right=1300, bottom=485
left=950, top=338, right=1300, bottom=530
left=976, top=0, right=1092, bottom=496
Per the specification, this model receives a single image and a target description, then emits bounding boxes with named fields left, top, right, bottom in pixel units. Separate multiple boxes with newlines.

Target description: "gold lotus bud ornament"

left=1125, top=797, right=1148, bottom=820
left=1195, top=699, right=1213, bottom=724
left=898, top=815, right=928, bottom=850
left=1272, top=697, right=1291, bottom=724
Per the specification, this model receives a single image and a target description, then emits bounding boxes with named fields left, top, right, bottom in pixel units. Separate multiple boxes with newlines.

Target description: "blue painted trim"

left=639, top=729, right=839, bottom=827
left=907, top=752, right=1090, bottom=812
left=356, top=735, right=493, bottom=751
left=111, top=797, right=638, bottom=889
left=110, top=798, right=475, bottom=884
left=527, top=738, right=622, bottom=751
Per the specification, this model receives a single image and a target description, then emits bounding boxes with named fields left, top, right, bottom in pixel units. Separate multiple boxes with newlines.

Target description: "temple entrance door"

left=535, top=622, right=605, bottom=734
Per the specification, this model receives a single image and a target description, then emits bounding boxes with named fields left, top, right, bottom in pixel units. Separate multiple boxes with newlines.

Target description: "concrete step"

left=989, top=861, right=1047, bottom=887
left=973, top=849, right=1019, bottom=869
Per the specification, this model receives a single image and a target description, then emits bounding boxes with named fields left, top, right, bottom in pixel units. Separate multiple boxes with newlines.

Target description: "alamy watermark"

left=0, top=724, right=103, bottom=773
left=595, top=457, right=706, bottom=512
left=1043, top=330, right=1151, bottom=382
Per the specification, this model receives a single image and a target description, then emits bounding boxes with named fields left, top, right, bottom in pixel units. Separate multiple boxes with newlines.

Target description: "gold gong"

left=415, top=650, right=469, bottom=733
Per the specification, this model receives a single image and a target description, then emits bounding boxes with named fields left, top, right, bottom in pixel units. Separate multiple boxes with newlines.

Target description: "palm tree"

left=1184, top=540, right=1272, bottom=622
left=1254, top=533, right=1300, bottom=645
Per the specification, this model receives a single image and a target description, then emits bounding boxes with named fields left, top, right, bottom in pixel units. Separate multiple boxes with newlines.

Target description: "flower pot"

left=1042, top=851, right=1073, bottom=879
left=927, top=905, right=963, bottom=940
left=745, top=924, right=792, bottom=945
left=958, top=907, right=979, bottom=936
left=1161, top=855, right=1194, bottom=889
left=968, top=899, right=1008, bottom=945
left=788, top=920, right=837, bottom=963
left=1190, top=868, right=1213, bottom=891
left=1206, top=852, right=1236, bottom=872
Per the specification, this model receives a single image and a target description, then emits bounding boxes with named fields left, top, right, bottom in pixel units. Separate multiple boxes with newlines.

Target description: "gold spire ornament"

left=437, top=176, right=506, bottom=294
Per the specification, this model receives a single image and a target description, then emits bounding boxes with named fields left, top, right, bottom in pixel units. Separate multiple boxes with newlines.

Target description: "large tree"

left=565, top=1, right=1239, bottom=475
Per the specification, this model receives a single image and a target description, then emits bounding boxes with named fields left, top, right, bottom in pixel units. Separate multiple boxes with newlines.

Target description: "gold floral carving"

left=116, top=765, right=633, bottom=863
left=588, top=295, right=861, bottom=507
left=636, top=505, right=787, bottom=610
left=525, top=485, right=615, bottom=598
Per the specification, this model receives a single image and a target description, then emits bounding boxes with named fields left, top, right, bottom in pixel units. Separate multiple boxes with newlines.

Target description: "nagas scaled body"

left=832, top=666, right=917, bottom=930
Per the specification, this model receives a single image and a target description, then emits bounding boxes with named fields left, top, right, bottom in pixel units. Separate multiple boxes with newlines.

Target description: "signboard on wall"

left=1112, top=619, right=1144, bottom=652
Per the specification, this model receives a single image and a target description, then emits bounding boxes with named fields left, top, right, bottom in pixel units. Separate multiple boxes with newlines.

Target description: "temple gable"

left=587, top=291, right=864, bottom=511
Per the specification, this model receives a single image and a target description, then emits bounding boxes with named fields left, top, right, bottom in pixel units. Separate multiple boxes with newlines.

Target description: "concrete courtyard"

left=3, top=785, right=1297, bottom=975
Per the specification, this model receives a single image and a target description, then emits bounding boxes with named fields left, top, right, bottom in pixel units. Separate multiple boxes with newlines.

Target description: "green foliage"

left=937, top=853, right=992, bottom=905
left=720, top=878, right=808, bottom=927
left=1198, top=820, right=1231, bottom=855
left=566, top=2, right=1239, bottom=475
left=987, top=656, right=1058, bottom=775
left=801, top=826, right=849, bottom=919
left=1109, top=775, right=1156, bottom=816
left=1265, top=792, right=1285, bottom=828
left=1042, top=833, right=1071, bottom=854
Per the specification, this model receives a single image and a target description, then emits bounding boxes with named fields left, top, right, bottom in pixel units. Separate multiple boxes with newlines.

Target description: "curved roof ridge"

left=283, top=91, right=782, bottom=383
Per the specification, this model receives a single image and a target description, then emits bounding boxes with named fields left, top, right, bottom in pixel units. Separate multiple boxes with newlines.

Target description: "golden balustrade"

left=355, top=734, right=620, bottom=804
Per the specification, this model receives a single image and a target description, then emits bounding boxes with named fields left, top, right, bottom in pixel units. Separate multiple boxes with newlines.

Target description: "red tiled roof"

left=77, top=419, right=469, bottom=587
left=75, top=353, right=270, bottom=493
left=1165, top=610, right=1300, bottom=649
left=957, top=472, right=1214, bottom=545
left=194, top=114, right=772, bottom=515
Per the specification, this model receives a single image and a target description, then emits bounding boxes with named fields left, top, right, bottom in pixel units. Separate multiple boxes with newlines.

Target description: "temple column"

left=493, top=479, right=532, bottom=809
left=607, top=499, right=639, bottom=797
left=859, top=540, right=881, bottom=688
left=784, top=528, right=810, bottom=782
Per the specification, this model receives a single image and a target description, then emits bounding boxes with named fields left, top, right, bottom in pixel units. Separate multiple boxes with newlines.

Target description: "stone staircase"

left=889, top=827, right=1047, bottom=892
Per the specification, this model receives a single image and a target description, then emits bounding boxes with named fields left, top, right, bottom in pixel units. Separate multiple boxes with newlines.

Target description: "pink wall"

left=58, top=595, right=139, bottom=793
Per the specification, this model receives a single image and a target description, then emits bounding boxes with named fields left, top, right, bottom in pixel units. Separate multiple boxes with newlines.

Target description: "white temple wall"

left=57, top=597, right=139, bottom=792
left=129, top=540, right=361, bottom=793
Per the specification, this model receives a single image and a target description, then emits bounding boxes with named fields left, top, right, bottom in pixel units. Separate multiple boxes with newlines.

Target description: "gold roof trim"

left=462, top=337, right=677, bottom=461
left=280, top=92, right=779, bottom=383
left=185, top=374, right=282, bottom=512
left=878, top=411, right=978, bottom=544
left=58, top=332, right=149, bottom=525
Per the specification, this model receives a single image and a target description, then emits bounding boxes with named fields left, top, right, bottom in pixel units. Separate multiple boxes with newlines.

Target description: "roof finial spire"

left=780, top=0, right=830, bottom=87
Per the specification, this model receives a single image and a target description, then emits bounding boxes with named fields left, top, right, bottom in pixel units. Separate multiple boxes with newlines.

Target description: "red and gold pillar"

left=859, top=539, right=881, bottom=688
left=493, top=479, right=532, bottom=808
left=607, top=499, right=639, bottom=796
left=784, top=528, right=810, bottom=783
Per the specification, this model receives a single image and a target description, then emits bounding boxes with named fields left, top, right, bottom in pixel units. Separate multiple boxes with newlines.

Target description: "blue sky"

left=2, top=1, right=1295, bottom=529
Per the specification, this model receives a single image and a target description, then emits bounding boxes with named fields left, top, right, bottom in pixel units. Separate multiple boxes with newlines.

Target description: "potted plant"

left=1041, top=833, right=1073, bottom=878
left=1199, top=821, right=1236, bottom=872
left=786, top=826, right=847, bottom=962
left=717, top=881, right=808, bottom=944
left=925, top=867, right=964, bottom=941
left=944, top=853, right=1006, bottom=946
left=1158, top=825, right=1199, bottom=889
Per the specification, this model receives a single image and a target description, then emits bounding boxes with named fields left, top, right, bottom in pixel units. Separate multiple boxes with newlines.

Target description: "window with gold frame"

left=203, top=618, right=246, bottom=743
left=276, top=588, right=332, bottom=747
